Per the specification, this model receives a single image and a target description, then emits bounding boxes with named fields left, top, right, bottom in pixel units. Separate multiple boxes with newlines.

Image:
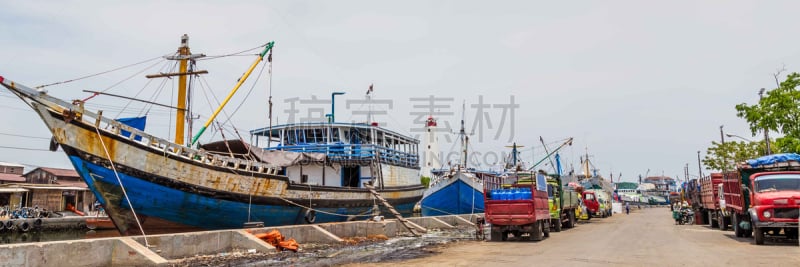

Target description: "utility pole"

left=720, top=125, right=727, bottom=174
left=759, top=88, right=772, bottom=155
left=684, top=163, right=689, bottom=183
left=697, top=150, right=703, bottom=179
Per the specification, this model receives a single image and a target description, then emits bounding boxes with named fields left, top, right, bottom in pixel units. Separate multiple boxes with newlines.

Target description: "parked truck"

left=586, top=189, right=612, bottom=217
left=484, top=171, right=551, bottom=241
left=699, top=173, right=727, bottom=229
left=723, top=154, right=800, bottom=245
left=546, top=175, right=579, bottom=231
left=581, top=190, right=599, bottom=220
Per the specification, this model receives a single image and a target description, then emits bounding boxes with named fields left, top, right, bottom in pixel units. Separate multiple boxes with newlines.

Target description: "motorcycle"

left=674, top=207, right=694, bottom=225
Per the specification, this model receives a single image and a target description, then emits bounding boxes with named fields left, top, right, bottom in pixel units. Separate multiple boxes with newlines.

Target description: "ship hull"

left=420, top=171, right=484, bottom=216
left=67, top=148, right=420, bottom=234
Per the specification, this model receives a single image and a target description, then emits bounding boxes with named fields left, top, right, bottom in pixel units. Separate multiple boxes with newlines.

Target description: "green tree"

left=703, top=140, right=762, bottom=171
left=735, top=72, right=800, bottom=153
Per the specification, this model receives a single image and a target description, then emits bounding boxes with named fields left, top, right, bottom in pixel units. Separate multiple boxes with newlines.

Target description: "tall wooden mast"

left=175, top=35, right=190, bottom=145
left=146, top=34, right=207, bottom=145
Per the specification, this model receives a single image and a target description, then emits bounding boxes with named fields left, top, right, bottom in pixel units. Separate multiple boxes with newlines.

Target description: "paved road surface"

left=360, top=207, right=800, bottom=266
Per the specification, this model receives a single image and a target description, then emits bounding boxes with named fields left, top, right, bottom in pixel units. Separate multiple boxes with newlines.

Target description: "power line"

left=0, top=132, right=51, bottom=140
left=0, top=145, right=52, bottom=152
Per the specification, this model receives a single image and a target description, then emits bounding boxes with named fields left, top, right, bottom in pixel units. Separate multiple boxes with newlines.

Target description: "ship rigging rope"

left=93, top=126, right=150, bottom=247
left=196, top=43, right=270, bottom=61
left=420, top=204, right=483, bottom=216
left=83, top=59, right=167, bottom=103
left=124, top=60, right=176, bottom=118
left=35, top=55, right=165, bottom=89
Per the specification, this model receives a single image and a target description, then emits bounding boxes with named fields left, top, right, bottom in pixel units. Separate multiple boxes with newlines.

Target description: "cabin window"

left=301, top=174, right=309, bottom=184
left=547, top=184, right=554, bottom=198
left=332, top=128, right=341, bottom=143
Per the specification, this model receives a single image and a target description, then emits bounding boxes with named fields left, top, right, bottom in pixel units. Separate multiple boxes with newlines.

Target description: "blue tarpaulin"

left=116, top=116, right=146, bottom=141
left=747, top=153, right=800, bottom=167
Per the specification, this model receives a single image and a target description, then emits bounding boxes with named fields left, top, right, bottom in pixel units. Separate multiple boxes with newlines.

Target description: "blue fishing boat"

left=0, top=35, right=424, bottom=235
left=420, top=117, right=499, bottom=216
left=421, top=168, right=495, bottom=216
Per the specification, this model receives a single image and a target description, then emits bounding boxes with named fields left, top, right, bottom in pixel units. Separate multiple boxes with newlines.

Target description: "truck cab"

left=547, top=181, right=560, bottom=225
left=582, top=191, right=599, bottom=217
left=747, top=171, right=800, bottom=244
left=546, top=176, right=579, bottom=231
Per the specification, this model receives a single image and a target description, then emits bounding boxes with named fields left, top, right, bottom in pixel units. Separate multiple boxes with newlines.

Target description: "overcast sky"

left=1, top=1, right=798, bottom=182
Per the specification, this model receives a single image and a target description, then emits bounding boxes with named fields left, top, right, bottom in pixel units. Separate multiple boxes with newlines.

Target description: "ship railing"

left=9, top=81, right=281, bottom=176
left=266, top=143, right=419, bottom=168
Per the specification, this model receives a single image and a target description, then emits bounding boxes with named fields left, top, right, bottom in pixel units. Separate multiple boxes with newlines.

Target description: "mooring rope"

left=275, top=194, right=376, bottom=218
left=93, top=126, right=150, bottom=247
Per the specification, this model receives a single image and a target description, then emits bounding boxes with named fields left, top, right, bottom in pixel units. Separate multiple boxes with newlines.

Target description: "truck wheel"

left=490, top=229, right=504, bottom=242
left=718, top=212, right=728, bottom=231
left=543, top=221, right=550, bottom=238
left=567, top=210, right=576, bottom=228
left=531, top=222, right=543, bottom=241
left=754, top=227, right=765, bottom=245
left=553, top=218, right=562, bottom=232
left=709, top=210, right=718, bottom=228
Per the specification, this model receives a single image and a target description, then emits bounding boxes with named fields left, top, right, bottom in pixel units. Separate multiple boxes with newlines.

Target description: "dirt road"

left=353, top=207, right=800, bottom=266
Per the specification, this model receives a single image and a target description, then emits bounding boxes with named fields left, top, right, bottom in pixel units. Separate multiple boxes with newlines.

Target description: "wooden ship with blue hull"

left=0, top=36, right=425, bottom=235
left=421, top=168, right=492, bottom=216
left=420, top=117, right=496, bottom=216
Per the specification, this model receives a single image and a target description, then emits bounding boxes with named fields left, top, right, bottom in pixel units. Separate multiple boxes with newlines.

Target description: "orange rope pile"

left=250, top=229, right=299, bottom=252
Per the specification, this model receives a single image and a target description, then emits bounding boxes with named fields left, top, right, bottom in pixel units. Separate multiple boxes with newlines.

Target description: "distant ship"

left=0, top=35, right=424, bottom=235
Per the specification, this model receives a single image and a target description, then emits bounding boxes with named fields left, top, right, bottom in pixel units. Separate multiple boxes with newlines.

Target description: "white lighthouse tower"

left=421, top=115, right=441, bottom=178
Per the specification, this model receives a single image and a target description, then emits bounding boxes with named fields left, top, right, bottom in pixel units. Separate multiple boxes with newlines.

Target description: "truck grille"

left=774, top=208, right=800, bottom=219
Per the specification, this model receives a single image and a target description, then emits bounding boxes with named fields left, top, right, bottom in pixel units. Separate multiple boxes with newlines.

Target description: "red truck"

left=699, top=173, right=728, bottom=229
left=723, top=154, right=800, bottom=245
left=582, top=191, right=600, bottom=218
left=484, top=171, right=551, bottom=241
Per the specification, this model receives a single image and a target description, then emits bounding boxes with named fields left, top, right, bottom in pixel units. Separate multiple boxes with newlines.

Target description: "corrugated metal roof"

left=0, top=173, right=25, bottom=182
left=0, top=161, right=25, bottom=168
left=24, top=167, right=79, bottom=178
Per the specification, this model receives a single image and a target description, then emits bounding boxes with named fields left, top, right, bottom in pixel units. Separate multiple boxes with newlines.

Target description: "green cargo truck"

left=547, top=175, right=579, bottom=231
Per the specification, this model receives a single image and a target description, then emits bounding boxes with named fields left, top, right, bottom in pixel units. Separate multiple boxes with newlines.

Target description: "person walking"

left=625, top=202, right=630, bottom=215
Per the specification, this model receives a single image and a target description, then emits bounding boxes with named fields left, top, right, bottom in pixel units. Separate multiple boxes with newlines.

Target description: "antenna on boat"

left=459, top=100, right=468, bottom=168
left=146, top=34, right=208, bottom=146
left=267, top=47, right=274, bottom=147
left=366, top=84, right=373, bottom=124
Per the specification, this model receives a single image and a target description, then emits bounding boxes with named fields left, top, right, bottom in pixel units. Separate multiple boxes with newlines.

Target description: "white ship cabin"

left=250, top=123, right=420, bottom=188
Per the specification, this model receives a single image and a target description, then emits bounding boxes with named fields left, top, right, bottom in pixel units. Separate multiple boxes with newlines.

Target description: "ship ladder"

left=363, top=183, right=426, bottom=237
